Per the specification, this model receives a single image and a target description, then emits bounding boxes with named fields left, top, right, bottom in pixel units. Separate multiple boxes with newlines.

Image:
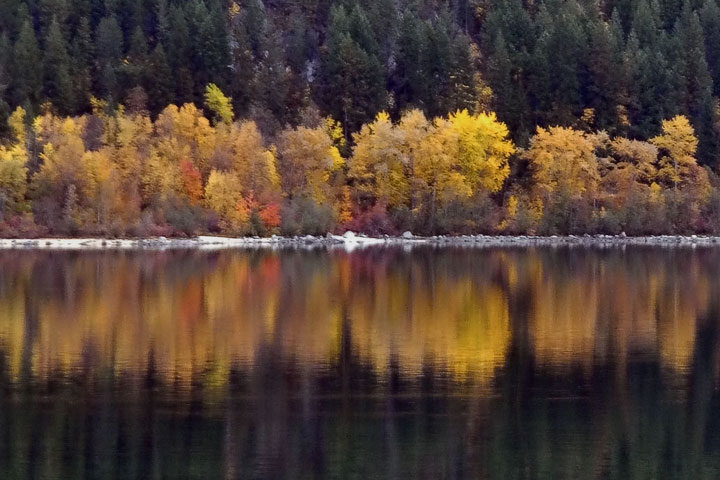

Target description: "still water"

left=1, top=246, right=719, bottom=479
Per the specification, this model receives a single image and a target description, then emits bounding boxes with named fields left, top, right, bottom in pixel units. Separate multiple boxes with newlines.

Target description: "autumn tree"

left=226, top=121, right=279, bottom=201
left=524, top=126, right=601, bottom=233
left=349, top=112, right=409, bottom=209
left=651, top=115, right=704, bottom=189
left=205, top=169, right=248, bottom=232
left=444, top=109, right=514, bottom=194
left=526, top=126, right=600, bottom=199
left=278, top=123, right=344, bottom=203
left=204, top=83, right=233, bottom=125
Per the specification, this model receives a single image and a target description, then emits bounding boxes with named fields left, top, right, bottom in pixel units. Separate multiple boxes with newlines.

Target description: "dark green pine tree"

left=95, top=14, right=124, bottom=103
left=448, top=33, right=478, bottom=113
left=488, top=33, right=530, bottom=141
left=256, top=31, right=291, bottom=124
left=146, top=44, right=175, bottom=115
left=286, top=9, right=314, bottom=75
left=587, top=21, right=624, bottom=132
left=37, top=0, right=70, bottom=38
left=700, top=0, right=720, bottom=97
left=675, top=2, right=713, bottom=117
left=152, top=0, right=170, bottom=47
left=230, top=22, right=256, bottom=117
left=625, top=31, right=675, bottom=139
left=420, top=14, right=454, bottom=118
left=243, top=0, right=268, bottom=59
left=531, top=2, right=586, bottom=127
left=674, top=1, right=718, bottom=165
left=43, top=16, right=74, bottom=113
left=123, top=26, right=149, bottom=89
left=95, top=15, right=124, bottom=67
left=631, top=0, right=660, bottom=48
left=483, top=0, right=534, bottom=139
left=390, top=8, right=424, bottom=115
left=70, top=16, right=93, bottom=112
left=188, top=0, right=230, bottom=99
left=12, top=19, right=43, bottom=111
left=318, top=5, right=385, bottom=137
left=364, top=0, right=398, bottom=63
left=0, top=0, right=24, bottom=36
left=0, top=33, right=12, bottom=138
left=166, top=4, right=193, bottom=104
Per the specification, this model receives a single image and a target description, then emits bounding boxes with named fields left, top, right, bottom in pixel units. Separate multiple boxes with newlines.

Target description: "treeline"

left=4, top=0, right=720, bottom=166
left=1, top=85, right=719, bottom=237
left=0, top=0, right=481, bottom=138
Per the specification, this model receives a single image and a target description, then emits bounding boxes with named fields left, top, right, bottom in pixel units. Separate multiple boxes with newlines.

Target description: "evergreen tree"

left=12, top=19, right=43, bottom=109
left=43, top=16, right=73, bottom=113
left=319, top=5, right=385, bottom=136
left=123, top=26, right=149, bottom=88
left=700, top=0, right=720, bottom=97
left=0, top=33, right=11, bottom=137
left=146, top=44, right=174, bottom=115
left=420, top=14, right=454, bottom=118
left=230, top=22, right=256, bottom=117
left=391, top=8, right=424, bottom=115
left=448, top=33, right=478, bottom=113
left=587, top=21, right=623, bottom=132
left=166, top=4, right=193, bottom=103
left=95, top=15, right=124, bottom=66
left=70, top=16, right=93, bottom=111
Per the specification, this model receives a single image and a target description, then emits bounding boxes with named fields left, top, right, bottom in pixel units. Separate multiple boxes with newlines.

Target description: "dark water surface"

left=1, top=246, right=720, bottom=479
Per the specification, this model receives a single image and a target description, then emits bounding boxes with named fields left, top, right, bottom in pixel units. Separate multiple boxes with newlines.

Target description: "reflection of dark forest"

left=1, top=247, right=720, bottom=478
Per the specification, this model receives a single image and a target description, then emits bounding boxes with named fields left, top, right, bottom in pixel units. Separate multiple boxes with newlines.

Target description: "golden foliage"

left=525, top=126, right=600, bottom=197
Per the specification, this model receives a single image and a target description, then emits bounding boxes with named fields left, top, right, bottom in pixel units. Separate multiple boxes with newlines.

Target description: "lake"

left=1, top=246, right=719, bottom=479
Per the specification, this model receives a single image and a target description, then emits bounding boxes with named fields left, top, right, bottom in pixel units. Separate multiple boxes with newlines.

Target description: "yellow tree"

left=83, top=148, right=124, bottom=227
left=33, top=115, right=90, bottom=196
left=412, top=118, right=458, bottom=227
left=32, top=115, right=95, bottom=229
left=608, top=137, right=658, bottom=185
left=228, top=121, right=280, bottom=201
left=204, top=83, right=234, bottom=125
left=205, top=170, right=249, bottom=232
left=650, top=115, right=702, bottom=189
left=525, top=126, right=600, bottom=199
left=142, top=149, right=183, bottom=203
left=154, top=104, right=216, bottom=178
left=109, top=109, right=154, bottom=182
left=0, top=147, right=28, bottom=216
left=445, top=109, right=515, bottom=193
left=396, top=109, right=433, bottom=211
left=277, top=124, right=344, bottom=203
left=349, top=112, right=408, bottom=209
left=0, top=108, right=29, bottom=216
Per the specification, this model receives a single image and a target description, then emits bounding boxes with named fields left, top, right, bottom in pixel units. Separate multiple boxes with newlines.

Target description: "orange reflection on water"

left=0, top=247, right=718, bottom=389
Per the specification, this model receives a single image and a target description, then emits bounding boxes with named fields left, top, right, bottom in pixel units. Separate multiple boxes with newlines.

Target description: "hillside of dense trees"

left=2, top=0, right=720, bottom=236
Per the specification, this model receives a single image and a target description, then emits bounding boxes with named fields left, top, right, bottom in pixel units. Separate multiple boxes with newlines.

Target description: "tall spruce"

left=43, top=16, right=73, bottom=113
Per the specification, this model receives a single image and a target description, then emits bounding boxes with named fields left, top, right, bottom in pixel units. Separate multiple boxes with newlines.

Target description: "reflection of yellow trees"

left=519, top=251, right=712, bottom=373
left=346, top=262, right=511, bottom=380
left=0, top=249, right=716, bottom=387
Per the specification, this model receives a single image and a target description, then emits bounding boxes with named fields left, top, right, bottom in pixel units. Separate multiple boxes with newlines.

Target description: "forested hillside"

left=2, top=0, right=720, bottom=236
left=3, top=0, right=720, bottom=154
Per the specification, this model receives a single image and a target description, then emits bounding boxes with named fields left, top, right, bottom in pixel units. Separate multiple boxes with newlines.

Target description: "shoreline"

left=1, top=233, right=720, bottom=250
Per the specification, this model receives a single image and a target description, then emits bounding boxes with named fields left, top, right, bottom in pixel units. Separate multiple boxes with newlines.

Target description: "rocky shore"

left=1, top=231, right=720, bottom=250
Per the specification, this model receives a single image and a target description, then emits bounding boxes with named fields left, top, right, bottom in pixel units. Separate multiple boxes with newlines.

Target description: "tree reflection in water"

left=1, top=246, right=720, bottom=479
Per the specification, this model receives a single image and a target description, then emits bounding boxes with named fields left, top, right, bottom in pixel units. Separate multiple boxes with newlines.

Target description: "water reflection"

left=1, top=247, right=719, bottom=479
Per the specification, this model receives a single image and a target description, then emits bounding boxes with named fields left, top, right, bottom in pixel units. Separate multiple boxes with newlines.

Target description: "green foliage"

left=204, top=83, right=234, bottom=125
